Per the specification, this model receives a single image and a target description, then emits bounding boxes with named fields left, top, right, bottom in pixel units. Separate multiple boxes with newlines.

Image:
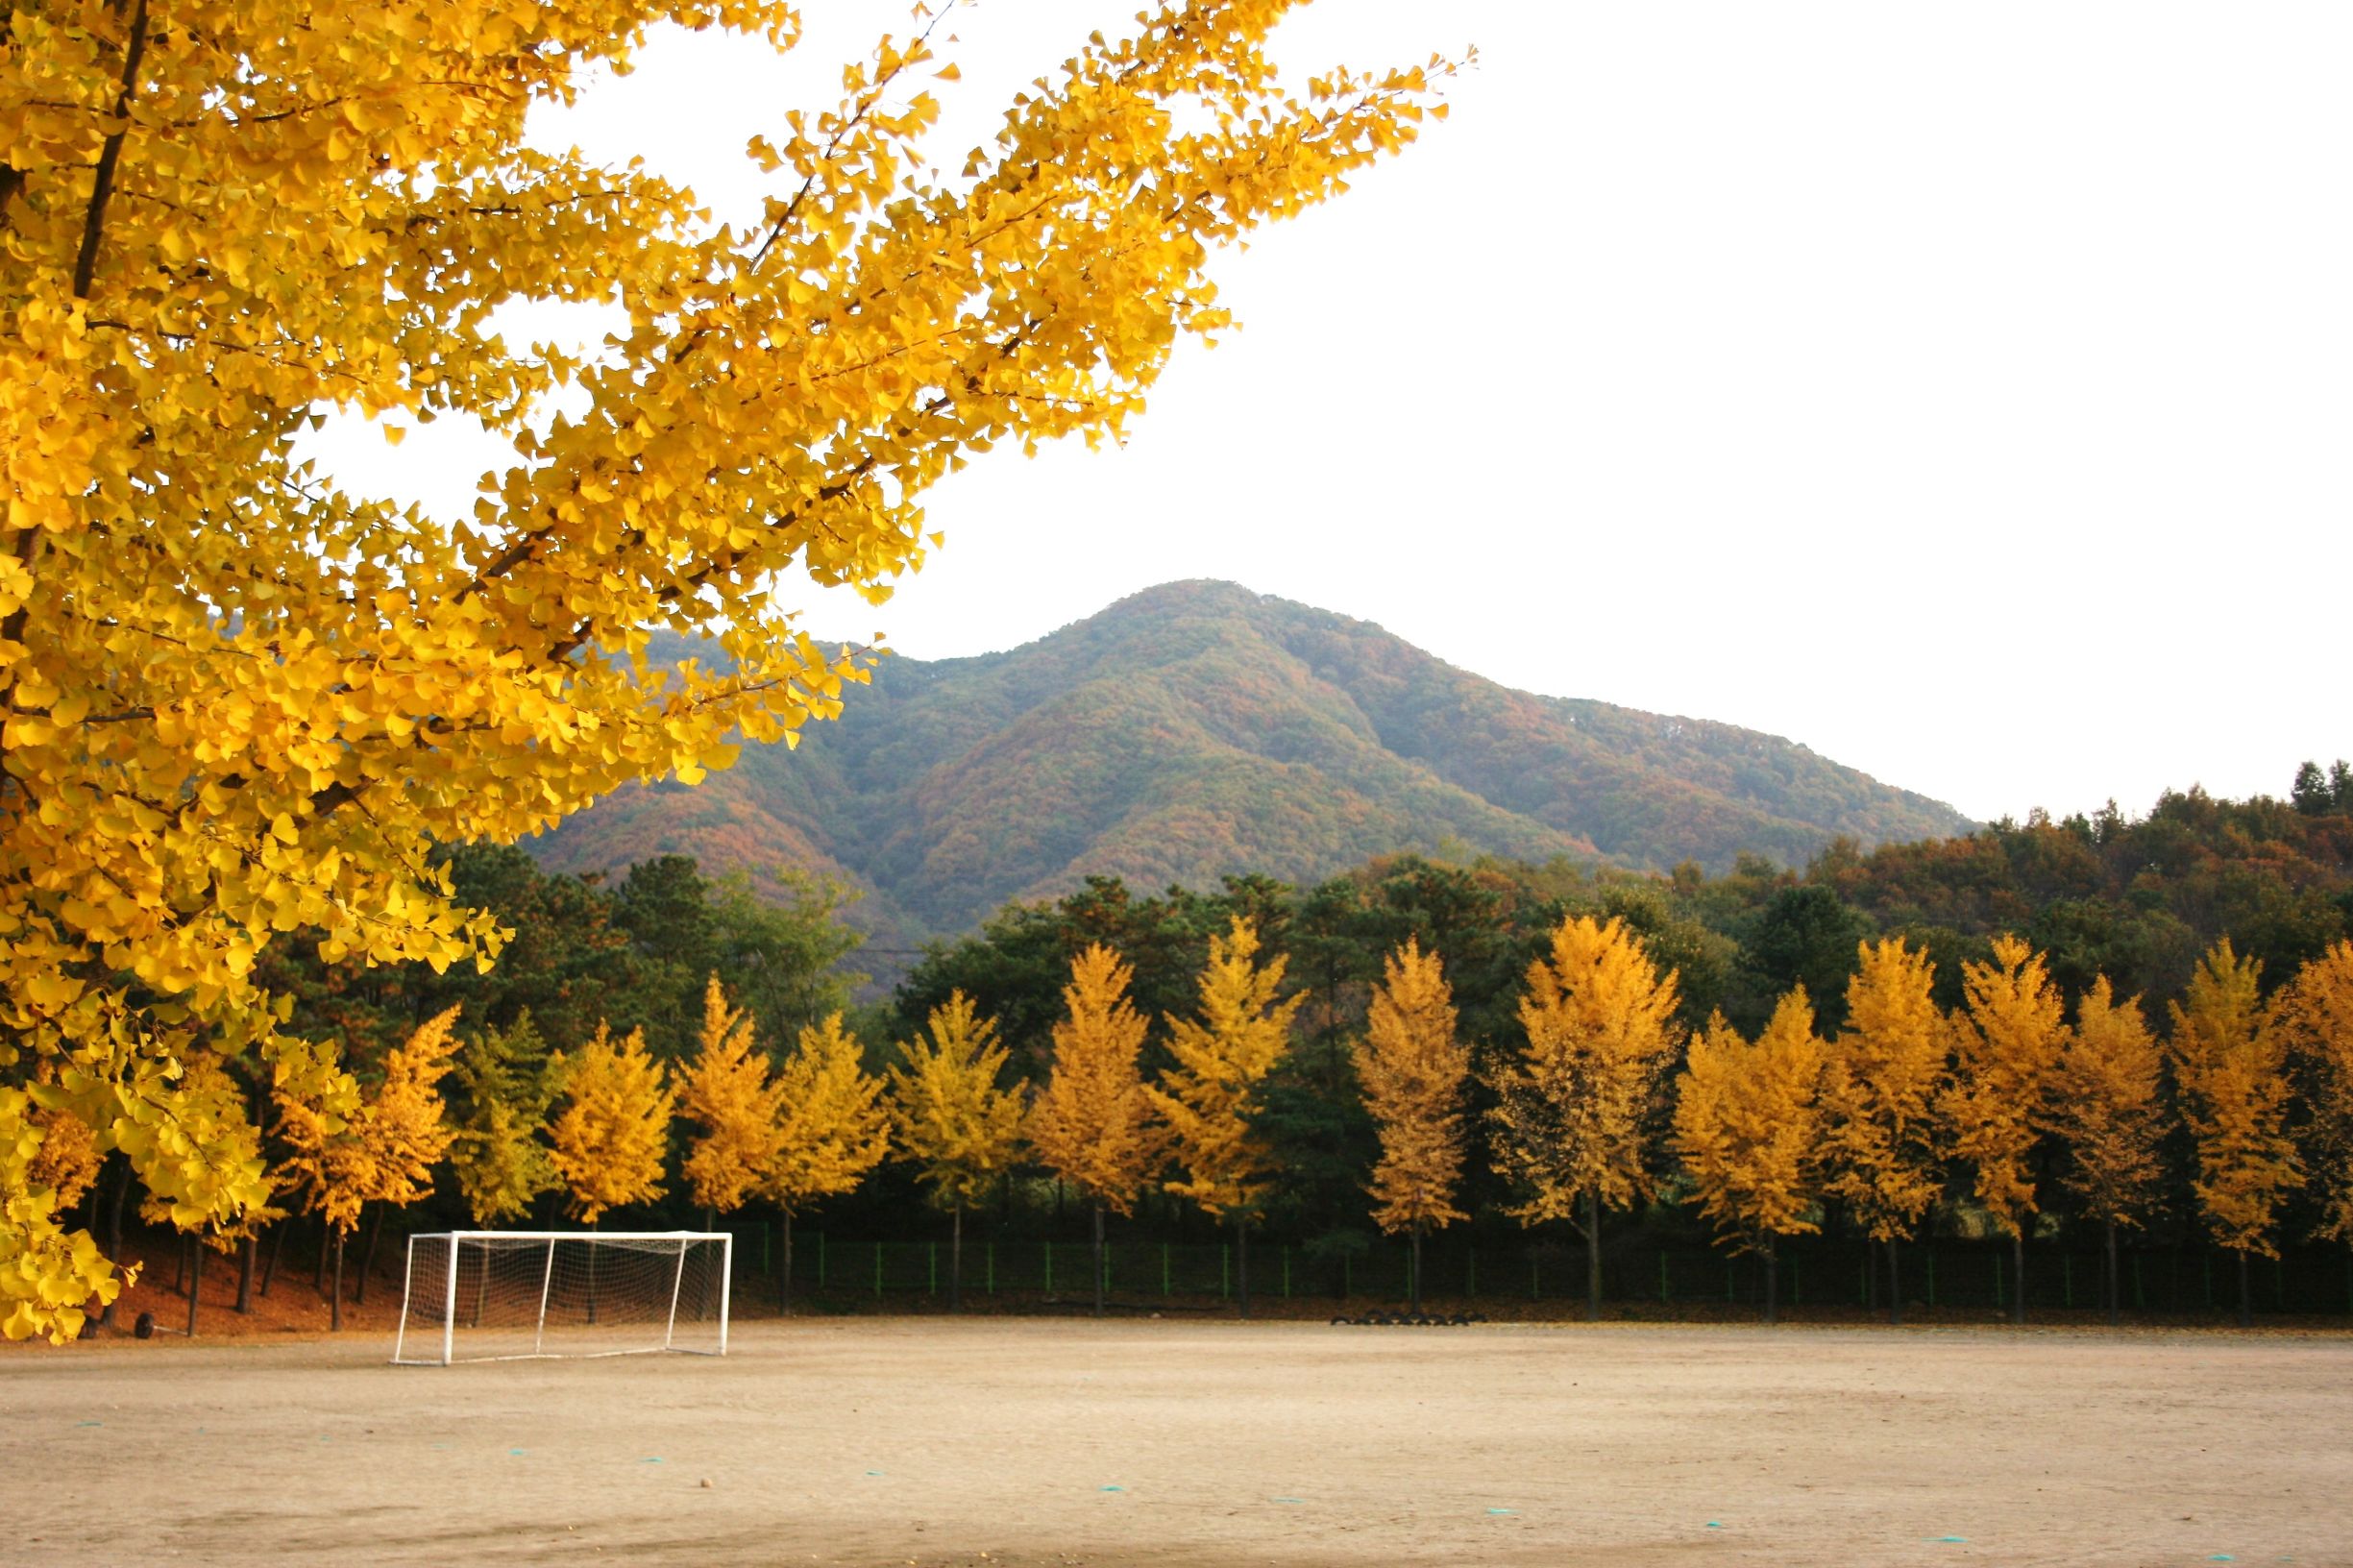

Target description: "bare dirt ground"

left=8, top=1318, right=2351, bottom=1567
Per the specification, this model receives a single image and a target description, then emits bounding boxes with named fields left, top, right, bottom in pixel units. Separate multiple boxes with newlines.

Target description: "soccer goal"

left=391, top=1231, right=732, bottom=1365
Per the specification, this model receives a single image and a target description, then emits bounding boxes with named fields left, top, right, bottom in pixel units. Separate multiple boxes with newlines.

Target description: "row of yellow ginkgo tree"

left=39, top=915, right=2349, bottom=1338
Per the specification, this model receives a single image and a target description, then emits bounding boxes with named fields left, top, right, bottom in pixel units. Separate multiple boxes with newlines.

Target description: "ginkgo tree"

left=1030, top=943, right=1164, bottom=1319
left=0, top=1, right=1449, bottom=1338
left=887, top=991, right=1024, bottom=1311
left=1150, top=917, right=1305, bottom=1319
left=1351, top=939, right=1469, bottom=1314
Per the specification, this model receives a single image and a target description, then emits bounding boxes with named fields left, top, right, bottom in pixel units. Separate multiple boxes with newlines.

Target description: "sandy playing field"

left=9, top=1318, right=2351, bottom=1566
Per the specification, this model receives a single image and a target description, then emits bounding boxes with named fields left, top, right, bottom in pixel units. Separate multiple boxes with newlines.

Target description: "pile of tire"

left=1329, top=1310, right=1486, bottom=1327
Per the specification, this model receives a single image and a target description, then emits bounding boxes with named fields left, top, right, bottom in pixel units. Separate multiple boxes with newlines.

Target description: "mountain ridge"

left=527, top=580, right=1974, bottom=943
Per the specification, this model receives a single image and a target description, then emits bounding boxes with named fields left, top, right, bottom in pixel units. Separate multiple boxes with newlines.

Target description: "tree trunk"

left=1409, top=1219, right=1424, bottom=1315
left=1238, top=1216, right=1252, bottom=1320
left=261, top=1219, right=286, bottom=1300
left=356, top=1203, right=383, bottom=1305
left=1887, top=1237, right=1903, bottom=1326
left=236, top=1232, right=256, bottom=1314
left=330, top=1230, right=344, bottom=1333
left=99, top=1157, right=131, bottom=1327
left=585, top=1216, right=600, bottom=1326
left=185, top=1236, right=203, bottom=1337
left=778, top=1211, right=796, bottom=1315
left=949, top=1206, right=964, bottom=1313
left=171, top=1232, right=186, bottom=1295
left=2105, top=1220, right=2120, bottom=1329
left=2237, top=1249, right=2252, bottom=1329
left=1584, top=1188, right=1603, bottom=1323
left=1091, top=1203, right=1105, bottom=1319
left=2011, top=1226, right=2027, bottom=1326
left=1763, top=1236, right=1778, bottom=1326
left=314, top=1214, right=331, bottom=1296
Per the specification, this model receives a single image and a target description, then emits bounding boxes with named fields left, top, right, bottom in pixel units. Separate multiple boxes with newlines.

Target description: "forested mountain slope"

left=527, top=580, right=1973, bottom=939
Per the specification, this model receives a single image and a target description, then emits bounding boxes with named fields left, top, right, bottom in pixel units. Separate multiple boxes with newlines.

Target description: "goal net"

left=392, top=1231, right=732, bottom=1365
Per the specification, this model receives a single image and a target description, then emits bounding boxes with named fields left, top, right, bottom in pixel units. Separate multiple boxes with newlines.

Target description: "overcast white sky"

left=310, top=2, right=2352, bottom=826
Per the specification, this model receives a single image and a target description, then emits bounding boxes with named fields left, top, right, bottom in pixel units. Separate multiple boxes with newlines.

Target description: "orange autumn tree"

left=1819, top=938, right=1946, bottom=1324
left=2048, top=977, right=2166, bottom=1325
left=2168, top=939, right=2301, bottom=1326
left=760, top=1015, right=890, bottom=1312
left=677, top=978, right=787, bottom=1225
left=886, top=992, right=1024, bottom=1311
left=1671, top=989, right=1826, bottom=1323
left=2281, top=941, right=2353, bottom=1246
left=278, top=1007, right=460, bottom=1330
left=0, top=1, right=1451, bottom=1341
left=1030, top=944, right=1164, bottom=1318
left=1150, top=917, right=1305, bottom=1319
left=1351, top=939, right=1469, bottom=1313
left=1941, top=935, right=2068, bottom=1323
left=1488, top=914, right=1682, bottom=1322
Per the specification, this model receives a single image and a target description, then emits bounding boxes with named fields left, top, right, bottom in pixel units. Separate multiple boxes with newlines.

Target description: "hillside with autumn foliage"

left=529, top=581, right=1972, bottom=942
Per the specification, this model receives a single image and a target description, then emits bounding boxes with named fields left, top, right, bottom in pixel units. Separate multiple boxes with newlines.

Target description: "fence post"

left=2063, top=1252, right=2071, bottom=1310
left=1163, top=1242, right=1170, bottom=1299
left=1221, top=1243, right=1231, bottom=1300
left=1044, top=1240, right=1053, bottom=1295
left=928, top=1241, right=937, bottom=1297
left=1926, top=1247, right=1937, bottom=1309
left=1657, top=1252, right=1668, bottom=1305
left=2203, top=1252, right=2213, bottom=1311
left=1342, top=1251, right=1351, bottom=1300
left=988, top=1241, right=995, bottom=1295
left=1791, top=1255, right=1801, bottom=1308
left=819, top=1231, right=826, bottom=1290
left=1282, top=1247, right=1290, bottom=1299
left=1532, top=1256, right=1539, bottom=1301
left=872, top=1240, right=882, bottom=1299
left=1859, top=1251, right=1868, bottom=1306
left=1466, top=1249, right=1477, bottom=1297
left=1727, top=1254, right=1735, bottom=1304
left=1988, top=1250, right=1997, bottom=1313
left=2134, top=1252, right=2145, bottom=1311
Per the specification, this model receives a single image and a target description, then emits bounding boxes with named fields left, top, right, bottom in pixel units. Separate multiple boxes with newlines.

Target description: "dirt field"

left=9, top=1318, right=2351, bottom=1566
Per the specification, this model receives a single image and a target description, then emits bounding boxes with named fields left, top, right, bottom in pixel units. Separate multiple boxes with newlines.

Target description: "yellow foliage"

left=2281, top=941, right=2353, bottom=1240
left=2048, top=976, right=2165, bottom=1233
left=1819, top=938, right=1946, bottom=1243
left=1941, top=934, right=2067, bottom=1238
left=2168, top=939, right=2301, bottom=1257
left=888, top=991, right=1025, bottom=1213
left=1487, top=914, right=1682, bottom=1226
left=761, top=1014, right=890, bottom=1216
left=678, top=977, right=787, bottom=1215
left=447, top=1015, right=559, bottom=1226
left=548, top=1022, right=675, bottom=1224
left=1352, top=939, right=1469, bottom=1236
left=0, top=0, right=1447, bottom=1329
left=0, top=1084, right=128, bottom=1344
left=1672, top=989, right=1826, bottom=1250
left=279, top=1008, right=459, bottom=1233
left=25, top=1078, right=102, bottom=1213
left=1029, top=944, right=1164, bottom=1217
left=1149, top=918, right=1306, bottom=1222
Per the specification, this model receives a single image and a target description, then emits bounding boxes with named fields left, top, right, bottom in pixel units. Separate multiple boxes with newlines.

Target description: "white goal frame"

left=391, top=1230, right=732, bottom=1366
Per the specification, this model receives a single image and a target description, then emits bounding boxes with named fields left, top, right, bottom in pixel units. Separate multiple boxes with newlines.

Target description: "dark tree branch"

left=72, top=0, right=152, bottom=299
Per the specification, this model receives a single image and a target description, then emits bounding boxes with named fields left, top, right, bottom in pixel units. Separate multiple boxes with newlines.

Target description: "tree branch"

left=73, top=0, right=153, bottom=299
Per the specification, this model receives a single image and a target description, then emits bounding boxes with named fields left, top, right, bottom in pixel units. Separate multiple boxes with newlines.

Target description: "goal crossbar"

left=392, top=1231, right=732, bottom=1366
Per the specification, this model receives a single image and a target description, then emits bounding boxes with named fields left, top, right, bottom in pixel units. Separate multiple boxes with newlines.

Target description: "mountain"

left=526, top=580, right=1974, bottom=943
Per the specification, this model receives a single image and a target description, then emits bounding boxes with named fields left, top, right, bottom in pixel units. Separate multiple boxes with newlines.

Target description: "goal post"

left=391, top=1231, right=732, bottom=1365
